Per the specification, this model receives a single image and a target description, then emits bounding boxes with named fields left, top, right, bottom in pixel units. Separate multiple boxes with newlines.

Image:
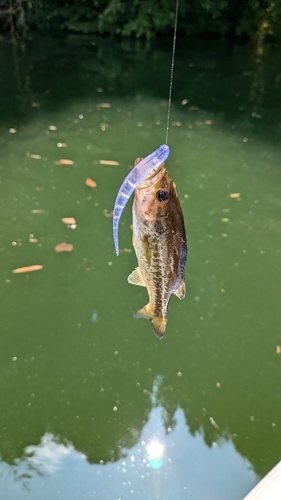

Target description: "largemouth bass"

left=113, top=145, right=187, bottom=338
left=129, top=157, right=187, bottom=338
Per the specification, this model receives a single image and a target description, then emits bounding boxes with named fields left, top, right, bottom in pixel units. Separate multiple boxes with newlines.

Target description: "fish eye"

left=156, top=189, right=169, bottom=202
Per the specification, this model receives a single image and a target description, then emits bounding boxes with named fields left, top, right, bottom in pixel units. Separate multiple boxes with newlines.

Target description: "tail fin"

left=134, top=305, right=167, bottom=338
left=151, top=317, right=167, bottom=339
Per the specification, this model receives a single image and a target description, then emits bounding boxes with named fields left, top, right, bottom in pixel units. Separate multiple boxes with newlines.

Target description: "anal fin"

left=134, top=304, right=154, bottom=319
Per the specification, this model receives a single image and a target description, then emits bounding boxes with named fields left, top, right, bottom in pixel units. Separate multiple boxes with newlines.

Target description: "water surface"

left=0, top=34, right=280, bottom=499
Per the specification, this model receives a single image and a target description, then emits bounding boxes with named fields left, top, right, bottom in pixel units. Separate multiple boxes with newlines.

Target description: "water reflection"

left=1, top=387, right=257, bottom=500
left=24, top=434, right=79, bottom=475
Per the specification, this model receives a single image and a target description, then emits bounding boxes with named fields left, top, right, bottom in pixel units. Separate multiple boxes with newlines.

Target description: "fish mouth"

left=136, top=165, right=166, bottom=190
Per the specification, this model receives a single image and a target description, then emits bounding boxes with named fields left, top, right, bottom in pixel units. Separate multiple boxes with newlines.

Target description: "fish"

left=113, top=145, right=187, bottom=338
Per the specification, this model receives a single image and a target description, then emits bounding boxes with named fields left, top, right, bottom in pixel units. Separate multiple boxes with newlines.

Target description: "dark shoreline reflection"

left=0, top=34, right=281, bottom=142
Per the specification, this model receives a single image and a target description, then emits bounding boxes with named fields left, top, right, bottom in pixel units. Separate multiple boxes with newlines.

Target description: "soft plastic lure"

left=113, top=144, right=170, bottom=255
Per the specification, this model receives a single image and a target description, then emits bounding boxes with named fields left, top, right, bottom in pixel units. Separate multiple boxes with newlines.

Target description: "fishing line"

left=165, top=0, right=179, bottom=146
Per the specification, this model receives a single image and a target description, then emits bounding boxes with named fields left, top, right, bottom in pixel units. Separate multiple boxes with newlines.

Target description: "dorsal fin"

left=173, top=277, right=186, bottom=299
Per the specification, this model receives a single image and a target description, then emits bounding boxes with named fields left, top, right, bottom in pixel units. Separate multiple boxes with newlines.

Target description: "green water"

left=0, top=34, right=281, bottom=499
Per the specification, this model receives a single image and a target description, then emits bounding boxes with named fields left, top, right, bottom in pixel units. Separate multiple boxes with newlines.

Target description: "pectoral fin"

left=140, top=237, right=151, bottom=265
left=173, top=278, right=186, bottom=300
left=128, top=267, right=146, bottom=287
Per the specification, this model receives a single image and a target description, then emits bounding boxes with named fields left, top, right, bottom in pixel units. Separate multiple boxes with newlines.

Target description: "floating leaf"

left=55, top=159, right=74, bottom=165
left=29, top=154, right=42, bottom=160
left=61, top=217, right=76, bottom=225
left=103, top=209, right=113, bottom=218
left=85, top=178, right=97, bottom=188
left=12, top=265, right=43, bottom=274
left=98, top=103, right=111, bottom=108
left=99, top=159, right=119, bottom=166
left=55, top=242, right=73, bottom=252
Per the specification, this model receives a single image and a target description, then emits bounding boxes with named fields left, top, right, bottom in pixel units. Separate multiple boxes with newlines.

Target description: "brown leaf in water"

left=55, top=242, right=73, bottom=252
left=85, top=178, right=97, bottom=188
left=99, top=160, right=119, bottom=166
left=29, top=154, right=42, bottom=159
left=61, top=217, right=76, bottom=225
left=98, top=103, right=111, bottom=108
left=55, top=159, right=74, bottom=165
left=12, top=265, right=43, bottom=274
left=103, top=209, right=113, bottom=218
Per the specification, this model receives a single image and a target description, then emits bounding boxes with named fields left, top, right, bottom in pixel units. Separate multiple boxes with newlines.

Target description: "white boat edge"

left=243, top=461, right=281, bottom=500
